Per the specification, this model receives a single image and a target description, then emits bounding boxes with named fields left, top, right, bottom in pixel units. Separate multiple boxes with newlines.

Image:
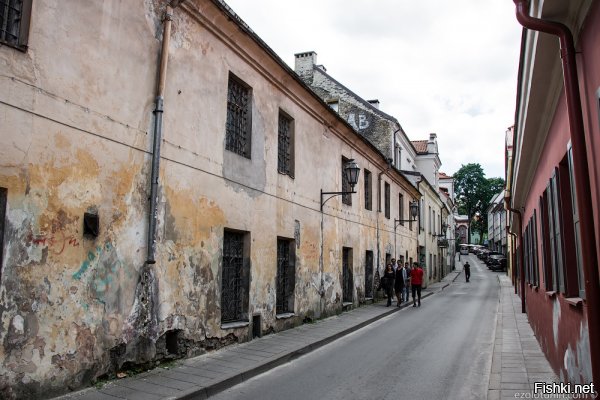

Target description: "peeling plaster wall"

left=525, top=288, right=591, bottom=383
left=0, top=0, right=418, bottom=398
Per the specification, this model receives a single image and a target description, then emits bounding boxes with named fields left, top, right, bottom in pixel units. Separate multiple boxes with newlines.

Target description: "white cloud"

left=224, top=0, right=522, bottom=178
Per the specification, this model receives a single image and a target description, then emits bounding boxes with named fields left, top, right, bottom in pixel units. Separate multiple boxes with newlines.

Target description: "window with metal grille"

left=0, top=0, right=31, bottom=50
left=0, top=187, right=6, bottom=282
left=342, top=247, right=353, bottom=303
left=364, top=169, right=372, bottom=210
left=365, top=250, right=373, bottom=298
left=225, top=74, right=252, bottom=158
left=278, top=111, right=294, bottom=177
left=398, top=193, right=404, bottom=226
left=276, top=238, right=295, bottom=314
left=384, top=182, right=390, bottom=219
left=342, top=156, right=352, bottom=205
left=221, top=231, right=249, bottom=323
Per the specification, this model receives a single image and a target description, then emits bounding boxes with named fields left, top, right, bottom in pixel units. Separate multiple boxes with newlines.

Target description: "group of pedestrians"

left=381, top=259, right=424, bottom=308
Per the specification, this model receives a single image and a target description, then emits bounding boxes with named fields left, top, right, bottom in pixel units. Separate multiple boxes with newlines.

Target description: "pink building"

left=508, top=0, right=600, bottom=384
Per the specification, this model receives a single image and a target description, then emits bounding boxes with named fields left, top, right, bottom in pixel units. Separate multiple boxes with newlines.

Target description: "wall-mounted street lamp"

left=433, top=222, right=448, bottom=238
left=319, top=159, right=360, bottom=312
left=394, top=200, right=419, bottom=228
left=320, top=159, right=360, bottom=211
left=393, top=200, right=419, bottom=262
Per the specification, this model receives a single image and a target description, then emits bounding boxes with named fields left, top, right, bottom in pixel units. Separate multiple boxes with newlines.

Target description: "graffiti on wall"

left=347, top=113, right=370, bottom=131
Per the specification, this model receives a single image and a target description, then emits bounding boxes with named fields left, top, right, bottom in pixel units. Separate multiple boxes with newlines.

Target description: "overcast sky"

left=224, top=0, right=523, bottom=179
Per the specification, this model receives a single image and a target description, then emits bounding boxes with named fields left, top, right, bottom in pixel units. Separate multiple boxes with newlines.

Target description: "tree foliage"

left=453, top=163, right=505, bottom=244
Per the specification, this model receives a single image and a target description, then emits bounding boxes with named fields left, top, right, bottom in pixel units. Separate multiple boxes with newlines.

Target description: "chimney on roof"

left=368, top=99, right=380, bottom=109
left=295, top=51, right=317, bottom=80
left=427, top=133, right=438, bottom=154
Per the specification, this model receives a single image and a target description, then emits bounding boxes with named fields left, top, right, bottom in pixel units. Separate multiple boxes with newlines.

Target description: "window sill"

left=221, top=321, right=249, bottom=330
left=342, top=302, right=353, bottom=308
left=532, top=285, right=539, bottom=292
left=545, top=291, right=556, bottom=298
left=565, top=297, right=583, bottom=307
left=275, top=313, right=295, bottom=320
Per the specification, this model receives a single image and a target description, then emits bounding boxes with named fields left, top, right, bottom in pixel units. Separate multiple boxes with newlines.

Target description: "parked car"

left=484, top=252, right=503, bottom=265
left=488, top=256, right=507, bottom=272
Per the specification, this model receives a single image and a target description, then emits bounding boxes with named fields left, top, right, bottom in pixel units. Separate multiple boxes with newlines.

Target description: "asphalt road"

left=212, top=255, right=500, bottom=400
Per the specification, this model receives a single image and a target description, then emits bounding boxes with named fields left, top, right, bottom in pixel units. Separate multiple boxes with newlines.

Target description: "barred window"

left=398, top=193, right=404, bottom=226
left=342, top=156, right=352, bottom=206
left=364, top=169, right=372, bottom=210
left=384, top=182, right=390, bottom=219
left=221, top=231, right=250, bottom=323
left=278, top=111, right=294, bottom=177
left=0, top=187, right=6, bottom=283
left=225, top=74, right=252, bottom=158
left=0, top=0, right=31, bottom=49
left=342, top=247, right=353, bottom=303
left=276, top=238, right=296, bottom=314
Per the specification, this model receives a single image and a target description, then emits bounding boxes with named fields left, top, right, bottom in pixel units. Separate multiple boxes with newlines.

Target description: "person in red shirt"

left=410, top=262, right=424, bottom=307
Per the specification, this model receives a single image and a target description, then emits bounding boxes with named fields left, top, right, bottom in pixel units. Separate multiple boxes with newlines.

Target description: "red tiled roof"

left=439, top=172, right=453, bottom=179
left=411, top=140, right=428, bottom=154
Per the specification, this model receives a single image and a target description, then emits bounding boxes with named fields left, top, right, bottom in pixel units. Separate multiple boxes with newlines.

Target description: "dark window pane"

left=222, top=231, right=244, bottom=323
left=226, top=75, right=251, bottom=158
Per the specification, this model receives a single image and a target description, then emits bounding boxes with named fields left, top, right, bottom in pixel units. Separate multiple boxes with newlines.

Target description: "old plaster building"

left=508, top=0, right=600, bottom=384
left=0, top=0, right=420, bottom=398
left=294, top=51, right=452, bottom=284
left=486, top=191, right=507, bottom=255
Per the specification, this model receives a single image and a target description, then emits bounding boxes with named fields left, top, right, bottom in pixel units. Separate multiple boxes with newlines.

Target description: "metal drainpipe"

left=146, top=3, right=181, bottom=265
left=377, top=160, right=392, bottom=277
left=507, top=228, right=518, bottom=294
left=513, top=0, right=600, bottom=384
left=505, top=201, right=525, bottom=313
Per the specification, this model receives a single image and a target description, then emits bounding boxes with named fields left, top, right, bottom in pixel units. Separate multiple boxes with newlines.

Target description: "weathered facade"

left=508, top=0, right=600, bottom=384
left=487, top=191, right=506, bottom=254
left=0, top=0, right=420, bottom=398
left=293, top=51, right=452, bottom=280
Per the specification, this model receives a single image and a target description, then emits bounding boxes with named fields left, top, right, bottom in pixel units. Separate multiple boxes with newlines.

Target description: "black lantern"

left=344, top=159, right=360, bottom=189
left=320, top=159, right=360, bottom=211
left=395, top=199, right=419, bottom=228
left=409, top=200, right=419, bottom=219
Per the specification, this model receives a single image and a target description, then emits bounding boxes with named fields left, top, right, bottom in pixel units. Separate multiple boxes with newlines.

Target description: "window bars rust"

left=221, top=231, right=244, bottom=323
left=365, top=251, right=373, bottom=298
left=342, top=248, right=353, bottom=303
left=0, top=0, right=29, bottom=49
left=0, top=0, right=22, bottom=45
left=278, top=113, right=292, bottom=176
left=225, top=75, right=251, bottom=158
left=276, top=239, right=294, bottom=314
left=364, top=169, right=372, bottom=210
left=342, top=157, right=352, bottom=205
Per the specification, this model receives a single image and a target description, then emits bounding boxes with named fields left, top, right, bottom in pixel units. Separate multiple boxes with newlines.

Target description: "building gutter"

left=504, top=198, right=525, bottom=313
left=147, top=2, right=185, bottom=264
left=513, top=0, right=600, bottom=384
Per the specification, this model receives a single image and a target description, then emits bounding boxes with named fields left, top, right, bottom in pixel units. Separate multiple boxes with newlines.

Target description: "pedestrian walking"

left=464, top=261, right=471, bottom=282
left=410, top=262, right=424, bottom=307
left=391, top=258, right=397, bottom=272
left=382, top=263, right=395, bottom=307
left=394, top=264, right=405, bottom=306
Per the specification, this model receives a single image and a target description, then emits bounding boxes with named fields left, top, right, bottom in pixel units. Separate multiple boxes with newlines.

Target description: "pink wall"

left=517, top=3, right=600, bottom=382
left=579, top=0, right=600, bottom=273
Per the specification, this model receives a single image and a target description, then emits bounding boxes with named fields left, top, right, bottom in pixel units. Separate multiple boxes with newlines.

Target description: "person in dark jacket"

left=382, top=264, right=395, bottom=307
left=464, top=261, right=471, bottom=282
left=394, top=264, right=406, bottom=306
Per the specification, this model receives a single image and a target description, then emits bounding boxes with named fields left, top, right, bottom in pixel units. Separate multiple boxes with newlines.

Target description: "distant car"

left=488, top=255, right=507, bottom=271
left=459, top=245, right=469, bottom=255
left=484, top=252, right=503, bottom=265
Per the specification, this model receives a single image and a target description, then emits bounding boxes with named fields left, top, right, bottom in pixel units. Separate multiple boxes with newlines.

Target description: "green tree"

left=453, top=163, right=504, bottom=244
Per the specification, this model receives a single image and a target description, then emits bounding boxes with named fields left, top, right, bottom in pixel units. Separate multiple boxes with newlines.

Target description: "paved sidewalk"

left=55, top=271, right=461, bottom=400
left=487, top=274, right=558, bottom=400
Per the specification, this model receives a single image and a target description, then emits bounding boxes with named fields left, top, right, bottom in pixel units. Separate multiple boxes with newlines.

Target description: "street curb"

left=176, top=292, right=436, bottom=400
